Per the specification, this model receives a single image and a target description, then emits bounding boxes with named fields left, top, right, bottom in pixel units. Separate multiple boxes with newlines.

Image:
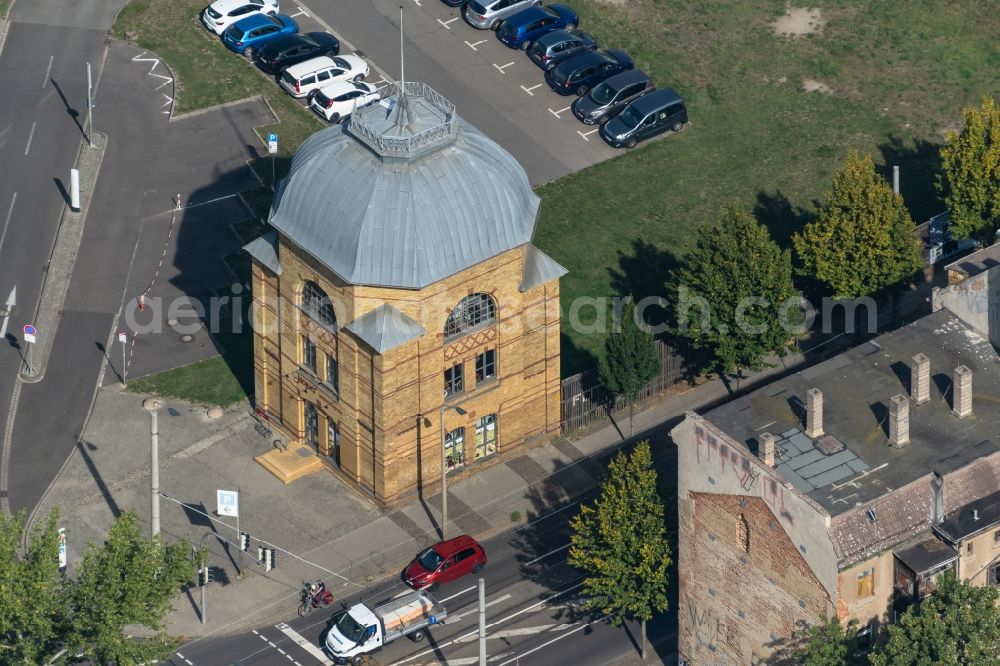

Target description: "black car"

left=526, top=28, right=597, bottom=71
left=572, top=69, right=654, bottom=125
left=441, top=0, right=465, bottom=5
left=601, top=87, right=688, bottom=149
left=544, top=48, right=633, bottom=96
left=254, top=32, right=340, bottom=74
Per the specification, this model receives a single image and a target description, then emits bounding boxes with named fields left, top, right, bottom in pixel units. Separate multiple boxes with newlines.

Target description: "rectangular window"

left=966, top=541, right=974, bottom=557
left=445, top=427, right=465, bottom=471
left=475, top=414, right=497, bottom=459
left=989, top=563, right=1000, bottom=587
left=304, top=401, right=319, bottom=447
left=327, top=418, right=340, bottom=467
left=475, top=349, right=497, bottom=384
left=444, top=363, right=464, bottom=398
left=857, top=568, right=874, bottom=598
left=326, top=353, right=339, bottom=395
left=301, top=335, right=317, bottom=374
left=995, top=529, right=1000, bottom=547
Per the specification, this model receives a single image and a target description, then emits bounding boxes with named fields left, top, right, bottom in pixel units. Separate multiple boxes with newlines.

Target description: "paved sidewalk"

left=30, top=349, right=790, bottom=643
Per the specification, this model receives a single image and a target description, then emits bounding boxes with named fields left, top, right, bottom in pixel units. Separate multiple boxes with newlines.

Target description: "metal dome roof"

left=268, top=82, right=540, bottom=290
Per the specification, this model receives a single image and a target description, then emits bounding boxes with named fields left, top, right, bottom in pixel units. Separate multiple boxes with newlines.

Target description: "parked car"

left=496, top=4, right=578, bottom=50
left=526, top=28, right=596, bottom=70
left=463, top=0, right=539, bottom=31
left=403, top=535, right=487, bottom=591
left=572, top=69, right=654, bottom=125
left=254, top=32, right=340, bottom=74
left=222, top=13, right=298, bottom=58
left=441, top=0, right=466, bottom=5
left=310, top=80, right=380, bottom=123
left=278, top=54, right=369, bottom=98
left=601, top=87, right=687, bottom=149
left=544, top=48, right=633, bottom=96
left=201, top=0, right=278, bottom=35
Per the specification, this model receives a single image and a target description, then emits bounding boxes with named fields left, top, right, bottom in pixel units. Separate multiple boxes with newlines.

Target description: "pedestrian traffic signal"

left=199, top=566, right=211, bottom=586
left=240, top=532, right=250, bottom=551
left=265, top=547, right=276, bottom=572
left=257, top=545, right=264, bottom=565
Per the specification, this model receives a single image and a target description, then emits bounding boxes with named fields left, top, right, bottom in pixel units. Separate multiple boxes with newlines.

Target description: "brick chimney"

left=911, top=353, right=930, bottom=405
left=952, top=366, right=972, bottom=418
left=889, top=394, right=910, bottom=447
left=805, top=388, right=823, bottom=438
left=759, top=432, right=775, bottom=467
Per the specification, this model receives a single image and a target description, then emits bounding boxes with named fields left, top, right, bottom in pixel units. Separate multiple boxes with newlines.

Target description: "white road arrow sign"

left=0, top=285, right=15, bottom=338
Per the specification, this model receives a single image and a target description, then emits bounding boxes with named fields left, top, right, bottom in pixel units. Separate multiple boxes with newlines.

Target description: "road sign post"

left=118, top=331, right=127, bottom=387
left=217, top=489, right=242, bottom=577
left=23, top=324, right=36, bottom=375
left=268, top=133, right=278, bottom=191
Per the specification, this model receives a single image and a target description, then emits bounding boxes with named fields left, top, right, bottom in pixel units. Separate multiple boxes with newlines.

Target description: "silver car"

left=464, top=0, right=540, bottom=30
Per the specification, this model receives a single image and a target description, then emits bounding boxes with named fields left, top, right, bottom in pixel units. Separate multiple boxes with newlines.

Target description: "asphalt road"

left=0, top=0, right=122, bottom=512
left=168, top=491, right=677, bottom=666
left=296, top=0, right=620, bottom=186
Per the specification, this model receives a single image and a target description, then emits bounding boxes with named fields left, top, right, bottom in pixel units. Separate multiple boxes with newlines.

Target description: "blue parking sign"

left=268, top=133, right=278, bottom=155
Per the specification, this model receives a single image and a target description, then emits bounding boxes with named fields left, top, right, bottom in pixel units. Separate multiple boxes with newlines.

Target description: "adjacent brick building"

left=672, top=259, right=1000, bottom=663
left=244, top=83, right=565, bottom=504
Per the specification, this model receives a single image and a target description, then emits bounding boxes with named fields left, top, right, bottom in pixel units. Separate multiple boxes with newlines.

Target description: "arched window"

left=738, top=513, right=750, bottom=555
left=302, top=281, right=336, bottom=329
left=444, top=293, right=496, bottom=339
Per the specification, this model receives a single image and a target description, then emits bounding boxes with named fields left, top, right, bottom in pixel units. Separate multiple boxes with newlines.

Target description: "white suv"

left=310, top=81, right=380, bottom=123
left=278, top=54, right=369, bottom=99
left=201, top=0, right=279, bottom=35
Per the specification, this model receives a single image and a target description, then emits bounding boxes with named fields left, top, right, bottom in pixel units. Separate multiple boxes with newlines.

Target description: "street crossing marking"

left=496, top=615, right=609, bottom=666
left=276, top=622, right=333, bottom=665
left=525, top=543, right=570, bottom=566
left=440, top=584, right=477, bottom=603
left=449, top=594, right=511, bottom=623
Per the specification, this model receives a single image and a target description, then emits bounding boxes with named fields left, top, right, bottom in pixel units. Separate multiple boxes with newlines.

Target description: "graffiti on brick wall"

left=683, top=595, right=741, bottom=665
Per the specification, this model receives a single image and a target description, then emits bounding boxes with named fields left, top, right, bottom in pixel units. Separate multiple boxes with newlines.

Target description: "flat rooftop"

left=945, top=242, right=1000, bottom=279
left=703, top=308, right=1000, bottom=515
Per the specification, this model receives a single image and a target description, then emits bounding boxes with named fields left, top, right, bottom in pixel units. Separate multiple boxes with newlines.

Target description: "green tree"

left=65, top=511, right=197, bottom=664
left=869, top=570, right=1000, bottom=666
left=938, top=96, right=1000, bottom=241
left=794, top=152, right=921, bottom=298
left=675, top=204, right=797, bottom=375
left=791, top=617, right=861, bottom=666
left=598, top=298, right=661, bottom=435
left=568, top=440, right=670, bottom=658
left=0, top=509, right=66, bottom=664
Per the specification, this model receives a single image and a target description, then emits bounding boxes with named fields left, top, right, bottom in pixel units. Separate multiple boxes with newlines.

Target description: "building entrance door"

left=305, top=401, right=319, bottom=448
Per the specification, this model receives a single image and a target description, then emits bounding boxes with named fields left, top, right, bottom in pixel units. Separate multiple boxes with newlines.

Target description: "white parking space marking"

left=520, top=83, right=542, bottom=96
left=548, top=105, right=571, bottom=118
left=161, top=92, right=174, bottom=114
left=577, top=128, right=599, bottom=141
left=496, top=615, right=609, bottom=666
left=24, top=122, right=36, bottom=155
left=43, top=55, right=53, bottom=87
left=493, top=61, right=515, bottom=73
left=276, top=622, right=334, bottom=665
left=525, top=544, right=570, bottom=566
left=438, top=17, right=460, bottom=29
left=290, top=6, right=309, bottom=18
left=449, top=594, right=512, bottom=622
left=465, top=39, right=487, bottom=51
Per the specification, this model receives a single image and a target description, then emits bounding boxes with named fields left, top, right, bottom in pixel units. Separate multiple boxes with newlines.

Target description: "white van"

left=278, top=54, right=369, bottom=99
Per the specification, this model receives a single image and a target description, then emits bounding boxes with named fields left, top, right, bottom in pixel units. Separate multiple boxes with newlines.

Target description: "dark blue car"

left=223, top=13, right=298, bottom=57
left=496, top=4, right=578, bottom=50
left=544, top=48, right=633, bottom=96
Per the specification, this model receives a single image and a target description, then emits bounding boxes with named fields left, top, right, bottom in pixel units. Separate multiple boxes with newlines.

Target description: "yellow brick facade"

left=249, top=236, right=562, bottom=504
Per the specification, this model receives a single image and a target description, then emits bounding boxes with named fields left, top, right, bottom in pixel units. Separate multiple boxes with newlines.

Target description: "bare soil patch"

left=772, top=6, right=825, bottom=37
left=802, top=78, right=834, bottom=95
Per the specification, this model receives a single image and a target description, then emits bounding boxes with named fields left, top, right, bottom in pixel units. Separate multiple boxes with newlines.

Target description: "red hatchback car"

left=404, top=535, right=487, bottom=590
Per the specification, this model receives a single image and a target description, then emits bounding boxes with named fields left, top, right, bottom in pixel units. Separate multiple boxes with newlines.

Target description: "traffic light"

left=240, top=532, right=250, bottom=551
left=199, top=566, right=211, bottom=587
left=265, top=548, right=276, bottom=572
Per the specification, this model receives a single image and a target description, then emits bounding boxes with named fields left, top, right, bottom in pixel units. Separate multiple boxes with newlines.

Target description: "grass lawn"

left=535, top=0, right=999, bottom=373
left=114, top=0, right=322, bottom=183
left=0, top=0, right=9, bottom=21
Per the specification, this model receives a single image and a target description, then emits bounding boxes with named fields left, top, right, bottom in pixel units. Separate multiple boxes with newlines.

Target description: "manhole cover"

left=181, top=334, right=194, bottom=343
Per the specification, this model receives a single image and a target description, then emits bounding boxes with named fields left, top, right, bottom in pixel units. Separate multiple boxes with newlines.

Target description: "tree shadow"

left=752, top=190, right=815, bottom=250
left=560, top=332, right=599, bottom=378
left=876, top=134, right=945, bottom=224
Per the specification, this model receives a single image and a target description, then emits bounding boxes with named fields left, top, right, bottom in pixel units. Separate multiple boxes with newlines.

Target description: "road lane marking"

left=525, top=544, right=570, bottom=566
left=496, top=615, right=609, bottom=665
left=24, top=122, right=36, bottom=155
left=440, top=585, right=477, bottom=603
left=0, top=192, right=15, bottom=256
left=449, top=594, right=512, bottom=623
left=491, top=623, right=575, bottom=639
left=577, top=128, right=599, bottom=141
left=548, top=106, right=571, bottom=118
left=37, top=89, right=55, bottom=107
left=276, top=622, right=334, bottom=665
left=438, top=17, right=459, bottom=28
left=493, top=61, right=515, bottom=73
left=412, top=0, right=421, bottom=5
left=520, top=83, right=542, bottom=96
left=175, top=653, right=194, bottom=666
left=43, top=56, right=53, bottom=87
left=465, top=39, right=486, bottom=50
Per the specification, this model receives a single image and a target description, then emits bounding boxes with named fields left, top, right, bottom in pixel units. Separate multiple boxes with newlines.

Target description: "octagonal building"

left=245, top=82, right=565, bottom=504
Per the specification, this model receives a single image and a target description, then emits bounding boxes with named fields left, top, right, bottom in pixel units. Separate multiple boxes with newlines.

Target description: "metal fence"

left=560, top=340, right=685, bottom=433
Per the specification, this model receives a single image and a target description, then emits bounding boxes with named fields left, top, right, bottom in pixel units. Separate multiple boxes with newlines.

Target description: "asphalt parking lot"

left=263, top=0, right=621, bottom=185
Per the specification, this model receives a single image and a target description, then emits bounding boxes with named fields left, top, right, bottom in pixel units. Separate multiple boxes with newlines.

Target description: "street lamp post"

left=143, top=398, right=163, bottom=537
left=439, top=403, right=467, bottom=541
